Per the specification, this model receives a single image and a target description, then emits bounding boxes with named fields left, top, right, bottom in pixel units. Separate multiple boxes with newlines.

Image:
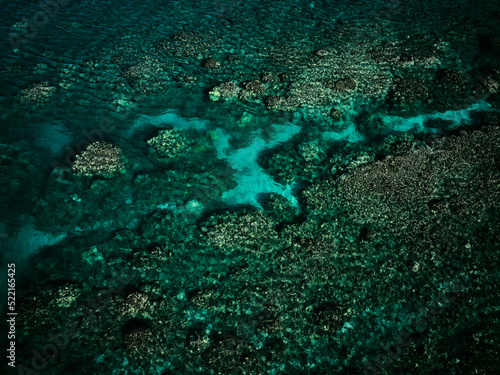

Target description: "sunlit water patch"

left=215, top=124, right=302, bottom=207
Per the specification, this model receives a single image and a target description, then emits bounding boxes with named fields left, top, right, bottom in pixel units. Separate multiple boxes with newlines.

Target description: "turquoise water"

left=1, top=0, right=500, bottom=374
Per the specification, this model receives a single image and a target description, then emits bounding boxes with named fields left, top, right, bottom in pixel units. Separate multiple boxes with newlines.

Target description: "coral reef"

left=239, top=80, right=267, bottom=100
left=19, top=81, right=56, bottom=104
left=209, top=81, right=241, bottom=101
left=202, top=58, right=221, bottom=69
left=430, top=68, right=475, bottom=111
left=200, top=209, right=281, bottom=253
left=71, top=141, right=124, bottom=177
left=304, top=127, right=500, bottom=234
left=6, top=2, right=500, bottom=374
left=335, top=77, right=357, bottom=92
left=121, top=58, right=167, bottom=92
left=391, top=77, right=429, bottom=106
left=123, top=326, right=154, bottom=352
left=328, top=107, right=344, bottom=121
left=355, top=111, right=391, bottom=138
left=156, top=30, right=219, bottom=58
left=147, top=129, right=193, bottom=160
left=264, top=95, right=288, bottom=110
left=15, top=122, right=500, bottom=374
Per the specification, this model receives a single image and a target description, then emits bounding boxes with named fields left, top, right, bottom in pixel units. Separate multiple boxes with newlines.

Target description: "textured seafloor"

left=1, top=0, right=500, bottom=374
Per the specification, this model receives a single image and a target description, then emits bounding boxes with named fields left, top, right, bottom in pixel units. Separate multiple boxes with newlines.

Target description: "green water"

left=0, top=0, right=499, bottom=374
